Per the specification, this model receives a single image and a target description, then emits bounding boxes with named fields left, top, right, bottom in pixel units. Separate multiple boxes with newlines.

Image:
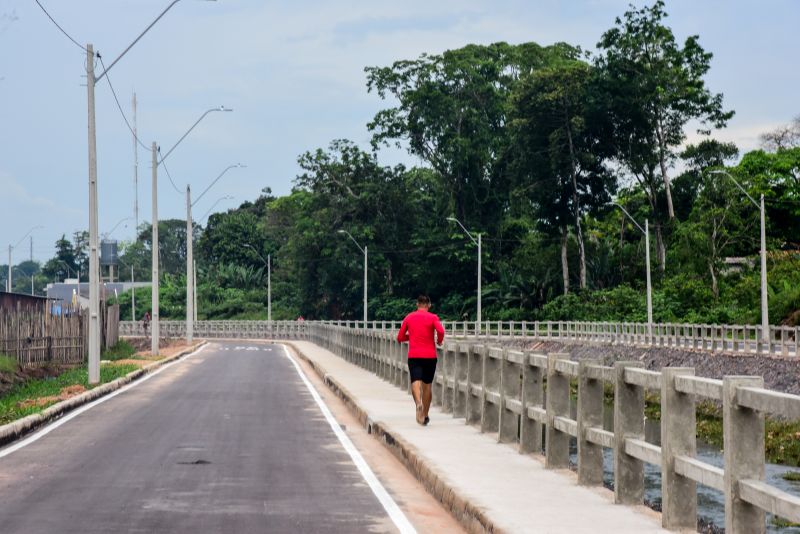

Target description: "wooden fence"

left=0, top=303, right=85, bottom=365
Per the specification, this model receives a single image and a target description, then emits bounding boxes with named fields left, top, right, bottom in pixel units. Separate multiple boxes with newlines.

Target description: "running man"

left=397, top=295, right=445, bottom=425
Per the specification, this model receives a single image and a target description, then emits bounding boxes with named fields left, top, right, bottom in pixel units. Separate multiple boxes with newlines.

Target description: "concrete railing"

left=119, top=320, right=306, bottom=339
left=316, top=320, right=799, bottom=357
left=122, top=319, right=799, bottom=357
left=306, top=323, right=800, bottom=534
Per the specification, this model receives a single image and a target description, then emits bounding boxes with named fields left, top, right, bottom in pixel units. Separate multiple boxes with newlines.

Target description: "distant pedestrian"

left=397, top=295, right=445, bottom=426
left=143, top=311, right=151, bottom=335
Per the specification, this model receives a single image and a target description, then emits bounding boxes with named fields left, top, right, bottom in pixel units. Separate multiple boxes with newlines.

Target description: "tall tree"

left=365, top=42, right=581, bottom=237
left=511, top=60, right=615, bottom=291
left=596, top=0, right=733, bottom=270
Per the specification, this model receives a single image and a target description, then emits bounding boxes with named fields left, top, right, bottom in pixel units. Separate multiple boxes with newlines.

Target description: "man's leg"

left=411, top=380, right=422, bottom=408
left=422, top=382, right=433, bottom=417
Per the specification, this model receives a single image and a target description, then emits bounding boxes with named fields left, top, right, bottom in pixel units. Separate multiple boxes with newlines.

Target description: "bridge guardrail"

left=306, top=323, right=800, bottom=533
left=120, top=318, right=798, bottom=357
left=310, top=320, right=798, bottom=357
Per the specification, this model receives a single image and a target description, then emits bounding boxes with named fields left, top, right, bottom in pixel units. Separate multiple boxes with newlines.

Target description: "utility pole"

left=151, top=142, right=159, bottom=356
left=87, top=43, right=100, bottom=385
left=267, top=254, right=271, bottom=323
left=644, top=219, right=653, bottom=341
left=131, top=265, right=136, bottom=321
left=133, top=92, right=139, bottom=232
left=193, top=259, right=198, bottom=322
left=760, top=194, right=769, bottom=348
left=6, top=245, right=10, bottom=292
left=363, top=246, right=368, bottom=324
left=186, top=185, right=194, bottom=344
left=477, top=233, right=482, bottom=334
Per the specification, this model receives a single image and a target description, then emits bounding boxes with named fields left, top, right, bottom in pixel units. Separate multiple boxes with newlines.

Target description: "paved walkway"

left=290, top=341, right=669, bottom=534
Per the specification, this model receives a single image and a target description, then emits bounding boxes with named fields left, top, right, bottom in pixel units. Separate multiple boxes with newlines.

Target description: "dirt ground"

left=0, top=364, right=69, bottom=397
left=124, top=337, right=195, bottom=359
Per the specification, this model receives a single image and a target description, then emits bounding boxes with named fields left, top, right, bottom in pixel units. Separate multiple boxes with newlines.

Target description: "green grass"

left=782, top=471, right=800, bottom=482
left=771, top=516, right=800, bottom=528
left=101, top=340, right=138, bottom=361
left=0, top=363, right=139, bottom=425
left=0, top=354, right=18, bottom=373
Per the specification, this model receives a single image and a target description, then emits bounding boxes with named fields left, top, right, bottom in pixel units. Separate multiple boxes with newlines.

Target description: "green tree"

left=511, top=59, right=615, bottom=292
left=596, top=0, right=733, bottom=270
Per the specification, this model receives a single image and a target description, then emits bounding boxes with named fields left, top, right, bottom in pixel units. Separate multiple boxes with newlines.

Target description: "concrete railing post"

left=660, top=367, right=697, bottom=529
left=577, top=360, right=603, bottom=486
left=545, top=353, right=571, bottom=469
left=467, top=345, right=484, bottom=427
left=520, top=352, right=544, bottom=454
left=613, top=361, right=645, bottom=505
left=499, top=349, right=520, bottom=444
left=481, top=348, right=501, bottom=434
left=723, top=376, right=765, bottom=534
left=453, top=343, right=468, bottom=418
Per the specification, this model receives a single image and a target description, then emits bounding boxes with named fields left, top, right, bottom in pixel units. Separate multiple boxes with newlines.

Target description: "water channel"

left=564, top=403, right=800, bottom=533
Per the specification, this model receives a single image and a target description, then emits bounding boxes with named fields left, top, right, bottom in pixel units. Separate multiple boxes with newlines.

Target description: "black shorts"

left=408, top=358, right=437, bottom=384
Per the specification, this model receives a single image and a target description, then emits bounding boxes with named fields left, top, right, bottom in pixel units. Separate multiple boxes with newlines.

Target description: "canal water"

left=565, top=405, right=800, bottom=533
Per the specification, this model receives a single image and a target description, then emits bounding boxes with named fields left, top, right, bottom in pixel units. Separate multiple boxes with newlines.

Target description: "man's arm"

left=397, top=318, right=409, bottom=343
left=434, top=316, right=445, bottom=345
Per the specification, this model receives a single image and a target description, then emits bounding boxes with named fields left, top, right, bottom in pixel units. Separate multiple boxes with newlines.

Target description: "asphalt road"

left=0, top=342, right=401, bottom=533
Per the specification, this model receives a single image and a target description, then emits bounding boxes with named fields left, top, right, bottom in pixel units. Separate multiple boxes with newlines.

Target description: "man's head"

left=416, top=294, right=431, bottom=310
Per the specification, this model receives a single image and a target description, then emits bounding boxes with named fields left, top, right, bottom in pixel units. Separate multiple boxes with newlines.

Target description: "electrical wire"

left=96, top=55, right=152, bottom=152
left=33, top=0, right=86, bottom=52
left=159, top=156, right=184, bottom=195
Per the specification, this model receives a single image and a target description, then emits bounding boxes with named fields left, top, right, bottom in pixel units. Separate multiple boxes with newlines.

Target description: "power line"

left=159, top=156, right=184, bottom=195
left=33, top=0, right=86, bottom=52
left=96, top=55, right=152, bottom=152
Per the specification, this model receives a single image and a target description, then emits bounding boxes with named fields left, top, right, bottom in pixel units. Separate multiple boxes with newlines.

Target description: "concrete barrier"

left=305, top=323, right=800, bottom=533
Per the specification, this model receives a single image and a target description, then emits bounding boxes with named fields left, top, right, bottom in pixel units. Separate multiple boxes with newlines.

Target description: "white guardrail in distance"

left=304, top=323, right=800, bottom=533
left=120, top=319, right=798, bottom=356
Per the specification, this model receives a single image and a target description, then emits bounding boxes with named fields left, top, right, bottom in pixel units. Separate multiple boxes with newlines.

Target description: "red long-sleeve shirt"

left=397, top=309, right=445, bottom=358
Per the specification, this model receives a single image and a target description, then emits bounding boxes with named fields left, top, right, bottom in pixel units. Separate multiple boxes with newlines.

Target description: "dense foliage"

left=8, top=2, right=799, bottom=325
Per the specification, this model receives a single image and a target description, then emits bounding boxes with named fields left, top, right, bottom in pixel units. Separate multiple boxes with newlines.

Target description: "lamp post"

left=199, top=195, right=234, bottom=224
left=185, top=164, right=245, bottom=343
left=710, top=169, right=769, bottom=349
left=7, top=226, right=43, bottom=293
left=447, top=217, right=481, bottom=335
left=338, top=230, right=367, bottom=325
left=148, top=107, right=233, bottom=354
left=613, top=204, right=653, bottom=341
left=85, top=0, right=214, bottom=383
left=244, top=244, right=271, bottom=322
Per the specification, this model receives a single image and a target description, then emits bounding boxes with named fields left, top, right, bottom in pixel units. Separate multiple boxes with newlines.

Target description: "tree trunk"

left=565, top=116, right=587, bottom=289
left=561, top=226, right=570, bottom=295
left=656, top=123, right=676, bottom=220
left=709, top=261, right=719, bottom=300
left=654, top=222, right=666, bottom=274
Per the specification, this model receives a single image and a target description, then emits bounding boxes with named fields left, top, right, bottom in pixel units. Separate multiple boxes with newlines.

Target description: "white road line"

left=0, top=344, right=209, bottom=459
left=281, top=345, right=417, bottom=534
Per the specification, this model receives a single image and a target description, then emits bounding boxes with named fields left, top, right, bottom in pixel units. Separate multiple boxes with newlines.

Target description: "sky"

left=1, top=0, right=798, bottom=263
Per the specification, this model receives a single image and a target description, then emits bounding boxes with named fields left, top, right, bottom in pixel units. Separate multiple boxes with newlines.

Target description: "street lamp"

left=104, top=216, right=132, bottom=238
left=85, top=0, right=216, bottom=383
left=244, top=244, right=271, bottom=323
left=710, top=169, right=769, bottom=349
left=338, top=230, right=368, bottom=325
left=613, top=203, right=653, bottom=341
left=447, top=217, right=482, bottom=335
left=199, top=195, right=234, bottom=224
left=185, top=164, right=245, bottom=343
left=7, top=225, right=43, bottom=293
left=149, top=108, right=233, bottom=355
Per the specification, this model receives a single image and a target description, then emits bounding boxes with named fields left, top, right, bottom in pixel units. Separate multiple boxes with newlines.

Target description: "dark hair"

left=417, top=294, right=431, bottom=306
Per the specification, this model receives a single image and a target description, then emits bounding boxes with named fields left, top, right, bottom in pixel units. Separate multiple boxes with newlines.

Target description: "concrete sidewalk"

left=287, top=341, right=668, bottom=534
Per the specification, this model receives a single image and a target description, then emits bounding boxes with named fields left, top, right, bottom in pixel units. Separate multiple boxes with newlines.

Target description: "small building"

left=0, top=291, right=54, bottom=313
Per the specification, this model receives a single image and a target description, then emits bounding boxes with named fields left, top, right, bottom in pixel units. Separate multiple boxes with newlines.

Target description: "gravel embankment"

left=497, top=340, right=800, bottom=395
